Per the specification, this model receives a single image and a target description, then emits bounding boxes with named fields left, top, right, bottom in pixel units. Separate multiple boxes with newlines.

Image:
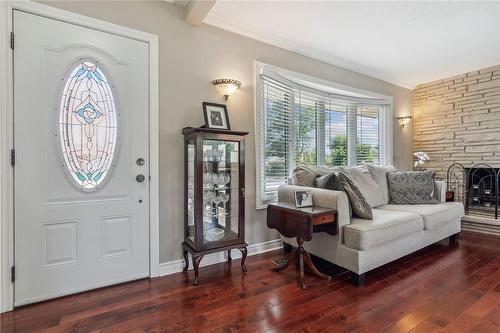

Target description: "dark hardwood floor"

left=2, top=231, right=500, bottom=333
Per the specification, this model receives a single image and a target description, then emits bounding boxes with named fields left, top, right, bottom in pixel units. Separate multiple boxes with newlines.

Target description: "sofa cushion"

left=388, top=171, right=439, bottom=205
left=291, top=165, right=340, bottom=187
left=377, top=202, right=465, bottom=230
left=338, top=171, right=373, bottom=219
left=366, top=165, right=396, bottom=205
left=291, top=169, right=319, bottom=187
left=344, top=209, right=424, bottom=250
left=339, top=166, right=384, bottom=208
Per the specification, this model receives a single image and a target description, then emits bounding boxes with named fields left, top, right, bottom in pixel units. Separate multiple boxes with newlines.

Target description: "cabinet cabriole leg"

left=192, top=255, right=203, bottom=286
left=239, top=247, right=248, bottom=272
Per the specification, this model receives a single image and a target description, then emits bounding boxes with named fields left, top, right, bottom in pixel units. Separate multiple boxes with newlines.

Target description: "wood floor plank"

left=1, top=232, right=500, bottom=333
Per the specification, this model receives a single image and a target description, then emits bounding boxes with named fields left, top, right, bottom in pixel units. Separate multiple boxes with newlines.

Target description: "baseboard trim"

left=158, top=239, right=282, bottom=277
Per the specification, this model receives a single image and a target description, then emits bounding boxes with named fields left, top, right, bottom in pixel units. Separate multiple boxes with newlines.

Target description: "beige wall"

left=41, top=1, right=413, bottom=263
left=413, top=64, right=500, bottom=179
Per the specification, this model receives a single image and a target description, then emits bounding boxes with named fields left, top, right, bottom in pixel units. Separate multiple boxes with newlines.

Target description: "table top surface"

left=268, top=202, right=337, bottom=215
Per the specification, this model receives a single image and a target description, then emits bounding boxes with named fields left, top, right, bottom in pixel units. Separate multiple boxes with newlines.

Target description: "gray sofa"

left=277, top=165, right=464, bottom=286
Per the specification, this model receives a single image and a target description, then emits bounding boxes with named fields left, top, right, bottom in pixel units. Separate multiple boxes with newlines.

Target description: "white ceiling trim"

left=205, top=12, right=413, bottom=89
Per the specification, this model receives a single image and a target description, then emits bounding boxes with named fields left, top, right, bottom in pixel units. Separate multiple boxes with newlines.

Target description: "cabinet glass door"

left=186, top=140, right=195, bottom=241
left=202, top=139, right=239, bottom=244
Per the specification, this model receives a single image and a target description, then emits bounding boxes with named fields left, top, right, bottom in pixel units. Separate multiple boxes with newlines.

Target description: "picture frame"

left=294, top=190, right=313, bottom=208
left=202, top=102, right=231, bottom=130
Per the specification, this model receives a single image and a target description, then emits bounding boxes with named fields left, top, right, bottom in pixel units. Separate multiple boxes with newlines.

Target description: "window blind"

left=324, top=100, right=348, bottom=166
left=295, top=90, right=320, bottom=166
left=260, top=76, right=293, bottom=202
left=356, top=105, right=384, bottom=165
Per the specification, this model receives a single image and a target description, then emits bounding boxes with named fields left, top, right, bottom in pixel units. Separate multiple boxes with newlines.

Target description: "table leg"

left=303, top=251, right=332, bottom=281
left=227, top=250, right=232, bottom=263
left=298, top=239, right=307, bottom=289
left=297, top=238, right=307, bottom=289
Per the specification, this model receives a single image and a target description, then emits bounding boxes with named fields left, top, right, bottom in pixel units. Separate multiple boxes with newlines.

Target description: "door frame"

left=0, top=1, right=160, bottom=312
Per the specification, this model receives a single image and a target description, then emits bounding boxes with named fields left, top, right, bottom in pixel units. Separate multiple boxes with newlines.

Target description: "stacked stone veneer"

left=413, top=64, right=500, bottom=179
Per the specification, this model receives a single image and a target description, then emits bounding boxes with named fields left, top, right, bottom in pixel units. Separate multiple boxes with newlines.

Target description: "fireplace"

left=447, top=163, right=500, bottom=220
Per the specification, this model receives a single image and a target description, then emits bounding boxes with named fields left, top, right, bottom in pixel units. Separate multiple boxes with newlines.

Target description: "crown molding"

left=204, top=12, right=413, bottom=90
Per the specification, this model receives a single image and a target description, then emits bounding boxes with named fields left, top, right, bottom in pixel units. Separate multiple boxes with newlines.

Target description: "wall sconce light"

left=212, top=78, right=241, bottom=100
left=397, top=115, right=412, bottom=128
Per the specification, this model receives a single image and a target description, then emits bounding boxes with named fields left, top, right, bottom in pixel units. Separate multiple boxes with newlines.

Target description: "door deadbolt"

left=136, top=174, right=146, bottom=182
left=136, top=158, right=145, bottom=166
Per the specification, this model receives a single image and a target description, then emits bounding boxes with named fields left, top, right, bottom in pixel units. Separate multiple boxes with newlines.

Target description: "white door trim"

left=0, top=1, right=160, bottom=313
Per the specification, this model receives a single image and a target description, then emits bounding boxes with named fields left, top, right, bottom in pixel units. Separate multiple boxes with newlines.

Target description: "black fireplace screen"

left=447, top=163, right=499, bottom=219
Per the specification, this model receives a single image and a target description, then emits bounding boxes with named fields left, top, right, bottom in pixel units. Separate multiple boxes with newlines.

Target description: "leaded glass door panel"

left=13, top=11, right=150, bottom=306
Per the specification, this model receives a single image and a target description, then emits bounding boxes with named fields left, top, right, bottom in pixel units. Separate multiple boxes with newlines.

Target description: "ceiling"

left=203, top=1, right=500, bottom=89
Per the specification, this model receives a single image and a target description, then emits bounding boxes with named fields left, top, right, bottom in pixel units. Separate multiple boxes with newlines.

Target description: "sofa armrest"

left=277, top=184, right=351, bottom=242
left=434, top=180, right=446, bottom=203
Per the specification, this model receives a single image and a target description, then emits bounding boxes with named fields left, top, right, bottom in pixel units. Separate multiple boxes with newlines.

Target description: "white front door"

left=13, top=10, right=150, bottom=306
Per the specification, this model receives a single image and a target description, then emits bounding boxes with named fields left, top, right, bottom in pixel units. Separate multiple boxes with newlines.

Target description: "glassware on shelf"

left=202, top=172, right=231, bottom=188
left=212, top=174, right=222, bottom=186
left=473, top=184, right=479, bottom=190
left=220, top=192, right=229, bottom=204
left=203, top=149, right=224, bottom=161
left=484, top=189, right=491, bottom=195
left=213, top=194, right=222, bottom=205
left=203, top=172, right=214, bottom=189
left=203, top=191, right=214, bottom=205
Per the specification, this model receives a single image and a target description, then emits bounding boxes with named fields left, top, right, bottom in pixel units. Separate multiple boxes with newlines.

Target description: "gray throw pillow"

left=388, top=171, right=439, bottom=205
left=314, top=173, right=336, bottom=190
left=338, top=171, right=373, bottom=219
left=315, top=173, right=353, bottom=217
left=338, top=166, right=384, bottom=208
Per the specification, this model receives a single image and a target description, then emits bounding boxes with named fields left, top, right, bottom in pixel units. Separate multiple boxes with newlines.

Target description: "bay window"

left=255, top=62, right=393, bottom=208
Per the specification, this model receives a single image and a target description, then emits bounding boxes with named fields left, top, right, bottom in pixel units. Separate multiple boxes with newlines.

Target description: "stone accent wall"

left=413, top=64, right=500, bottom=178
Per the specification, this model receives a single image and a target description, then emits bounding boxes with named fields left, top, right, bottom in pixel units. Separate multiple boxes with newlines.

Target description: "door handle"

left=136, top=174, right=146, bottom=182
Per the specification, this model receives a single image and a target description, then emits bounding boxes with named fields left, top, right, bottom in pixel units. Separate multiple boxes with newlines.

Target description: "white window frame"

left=254, top=61, right=393, bottom=209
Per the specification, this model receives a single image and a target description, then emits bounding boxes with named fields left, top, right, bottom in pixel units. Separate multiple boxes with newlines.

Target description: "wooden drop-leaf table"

left=266, top=202, right=338, bottom=289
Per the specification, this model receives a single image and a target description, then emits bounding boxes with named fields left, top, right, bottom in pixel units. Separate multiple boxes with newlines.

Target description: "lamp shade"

left=212, top=78, right=241, bottom=100
left=397, top=115, right=412, bottom=128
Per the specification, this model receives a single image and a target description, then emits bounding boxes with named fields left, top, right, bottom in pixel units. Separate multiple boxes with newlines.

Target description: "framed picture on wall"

left=202, top=102, right=231, bottom=130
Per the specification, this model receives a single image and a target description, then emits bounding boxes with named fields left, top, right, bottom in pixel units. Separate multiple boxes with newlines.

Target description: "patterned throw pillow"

left=338, top=171, right=373, bottom=219
left=388, top=171, right=439, bottom=205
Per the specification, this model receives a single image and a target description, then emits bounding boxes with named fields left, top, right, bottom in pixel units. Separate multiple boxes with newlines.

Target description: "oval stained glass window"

left=58, top=60, right=118, bottom=192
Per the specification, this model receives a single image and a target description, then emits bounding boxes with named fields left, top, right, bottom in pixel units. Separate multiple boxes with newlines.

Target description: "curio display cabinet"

left=182, top=127, right=248, bottom=285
